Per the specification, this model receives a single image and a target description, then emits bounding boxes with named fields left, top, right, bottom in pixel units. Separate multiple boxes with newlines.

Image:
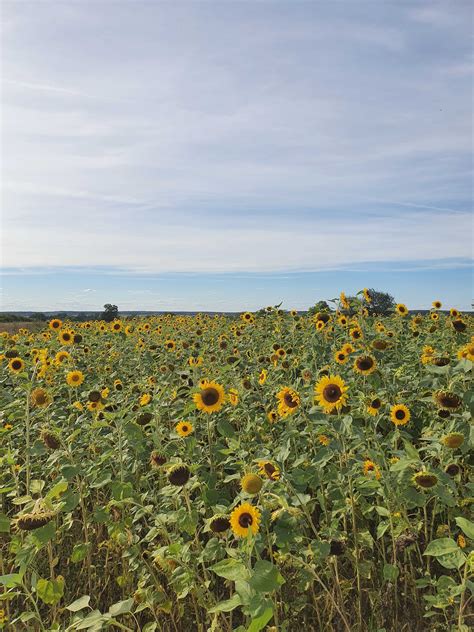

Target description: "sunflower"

left=58, top=330, right=74, bottom=345
left=342, top=343, right=354, bottom=354
left=241, top=312, right=254, bottom=323
left=15, top=511, right=56, bottom=531
left=395, top=304, right=408, bottom=316
left=228, top=388, right=239, bottom=406
left=111, top=320, right=123, bottom=333
left=413, top=472, right=438, bottom=489
left=316, top=320, right=326, bottom=331
left=452, top=319, right=467, bottom=333
left=450, top=308, right=460, bottom=318
left=353, top=355, right=377, bottom=375
left=350, top=327, right=363, bottom=341
left=339, top=292, right=349, bottom=309
left=258, top=369, right=268, bottom=385
left=363, top=288, right=372, bottom=303
left=66, top=370, right=84, bottom=387
left=140, top=393, right=152, bottom=406
left=433, top=391, right=462, bottom=411
left=31, top=388, right=51, bottom=408
left=363, top=460, right=381, bottom=480
left=209, top=514, right=231, bottom=534
left=267, top=410, right=278, bottom=424
left=49, top=318, right=62, bottom=330
left=230, top=503, right=261, bottom=538
left=168, top=464, right=190, bottom=486
left=8, top=357, right=25, bottom=373
left=367, top=397, right=382, bottom=416
left=176, top=421, right=193, bottom=437
left=372, top=339, right=389, bottom=351
left=276, top=387, right=300, bottom=417
left=338, top=315, right=348, bottom=327
left=432, top=300, right=442, bottom=309
left=150, top=450, right=167, bottom=467
left=165, top=340, right=176, bottom=351
left=240, top=473, right=263, bottom=495
left=54, top=351, right=71, bottom=365
left=193, top=380, right=225, bottom=414
left=334, top=350, right=348, bottom=365
left=41, top=429, right=61, bottom=450
left=390, top=404, right=410, bottom=426
left=258, top=461, right=280, bottom=480
left=314, top=374, right=348, bottom=413
left=430, top=312, right=439, bottom=322
left=442, top=433, right=464, bottom=449
left=318, top=434, right=330, bottom=446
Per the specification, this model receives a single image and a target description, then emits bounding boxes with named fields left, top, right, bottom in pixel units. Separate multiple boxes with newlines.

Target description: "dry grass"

left=0, top=321, right=45, bottom=334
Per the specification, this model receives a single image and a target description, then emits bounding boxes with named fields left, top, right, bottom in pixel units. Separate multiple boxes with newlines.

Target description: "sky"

left=1, top=0, right=473, bottom=312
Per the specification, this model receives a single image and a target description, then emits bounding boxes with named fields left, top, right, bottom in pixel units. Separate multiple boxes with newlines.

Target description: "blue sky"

left=1, top=1, right=472, bottom=311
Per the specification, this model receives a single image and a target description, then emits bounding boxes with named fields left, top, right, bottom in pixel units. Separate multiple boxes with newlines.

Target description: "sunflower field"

left=0, top=293, right=473, bottom=631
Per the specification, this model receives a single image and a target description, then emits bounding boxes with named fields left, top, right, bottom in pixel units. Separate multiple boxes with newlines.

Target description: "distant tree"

left=101, top=304, right=119, bottom=322
left=364, top=289, right=395, bottom=315
left=307, top=300, right=330, bottom=315
left=30, top=312, right=47, bottom=321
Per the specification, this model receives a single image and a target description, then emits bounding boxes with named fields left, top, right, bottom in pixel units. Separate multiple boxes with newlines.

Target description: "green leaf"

left=455, top=517, right=474, bottom=539
left=0, top=573, right=22, bottom=587
left=423, top=538, right=459, bottom=557
left=71, top=543, right=90, bottom=563
left=383, top=563, right=399, bottom=582
left=249, top=561, right=284, bottom=593
left=208, top=593, right=242, bottom=613
left=0, top=513, right=10, bottom=533
left=247, top=606, right=274, bottom=632
left=45, top=479, right=68, bottom=500
left=217, top=419, right=236, bottom=438
left=31, top=521, right=56, bottom=546
left=36, top=576, right=65, bottom=605
left=66, top=595, right=91, bottom=611
left=108, top=597, right=134, bottom=616
left=75, top=610, right=105, bottom=629
left=210, top=558, right=250, bottom=582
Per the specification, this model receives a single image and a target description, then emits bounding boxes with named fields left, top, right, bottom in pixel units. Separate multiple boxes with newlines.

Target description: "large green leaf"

left=249, top=561, right=284, bottom=593
left=210, top=558, right=250, bottom=582
left=423, top=538, right=459, bottom=557
left=208, top=593, right=242, bottom=613
left=36, top=576, right=65, bottom=605
left=455, top=517, right=474, bottom=539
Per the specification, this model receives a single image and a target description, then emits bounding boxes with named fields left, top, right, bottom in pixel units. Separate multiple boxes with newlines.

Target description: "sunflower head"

left=193, top=380, right=225, bottom=414
left=230, top=503, right=261, bottom=538
left=276, top=387, right=300, bottom=417
left=445, top=463, right=461, bottom=477
left=176, top=421, right=194, bottom=437
left=150, top=450, right=167, bottom=468
left=66, top=370, right=84, bottom=387
left=433, top=391, right=462, bottom=411
left=390, top=404, right=410, bottom=426
left=367, top=397, right=382, bottom=416
left=354, top=355, right=376, bottom=375
left=240, top=473, right=263, bottom=495
left=413, top=472, right=438, bottom=489
left=31, top=388, right=50, bottom=408
left=314, top=374, right=348, bottom=413
left=15, top=511, right=56, bottom=531
left=41, top=429, right=61, bottom=450
left=395, top=304, right=408, bottom=316
left=209, top=514, right=231, bottom=534
left=168, top=464, right=191, bottom=486
left=8, top=357, right=25, bottom=373
left=442, top=433, right=464, bottom=449
left=258, top=461, right=280, bottom=480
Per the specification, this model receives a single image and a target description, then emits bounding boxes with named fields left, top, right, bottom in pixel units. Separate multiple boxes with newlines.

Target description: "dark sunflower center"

left=238, top=512, right=253, bottom=528
left=182, top=425, right=188, bottom=432
left=201, top=387, right=219, bottom=406
left=358, top=358, right=373, bottom=371
left=439, top=393, right=460, bottom=408
left=371, top=398, right=381, bottom=408
left=63, top=334, right=70, bottom=341
left=284, top=392, right=298, bottom=408
left=323, top=384, right=342, bottom=403
left=264, top=463, right=276, bottom=475
left=12, top=360, right=22, bottom=370
left=395, top=409, right=405, bottom=420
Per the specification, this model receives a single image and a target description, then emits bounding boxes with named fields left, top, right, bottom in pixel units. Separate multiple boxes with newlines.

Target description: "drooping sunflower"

left=176, top=421, right=194, bottom=437
left=66, top=370, right=84, bottom=387
left=390, top=404, right=410, bottom=426
left=442, top=433, right=464, bottom=449
left=452, top=319, right=467, bottom=333
left=8, top=357, right=25, bottom=373
left=240, top=473, right=263, bottom=495
left=314, top=374, right=348, bottom=413
left=353, top=355, right=377, bottom=375
left=339, top=292, right=349, bottom=309
left=168, top=464, right=190, bottom=486
left=193, top=380, right=225, bottom=413
left=433, top=391, right=462, bottom=411
left=31, top=388, right=51, bottom=408
left=276, top=387, right=300, bottom=417
left=367, top=397, right=383, bottom=416
left=395, top=304, right=408, bottom=316
left=413, top=472, right=438, bottom=489
left=230, top=503, right=261, bottom=538
left=209, top=514, right=230, bottom=534
left=363, top=288, right=372, bottom=303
